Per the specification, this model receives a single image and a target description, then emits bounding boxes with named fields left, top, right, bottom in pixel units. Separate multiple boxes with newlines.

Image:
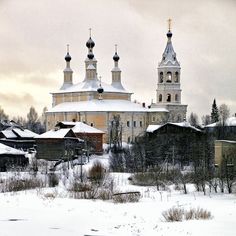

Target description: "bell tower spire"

left=154, top=20, right=187, bottom=122
left=60, top=44, right=73, bottom=90
left=84, top=28, right=98, bottom=81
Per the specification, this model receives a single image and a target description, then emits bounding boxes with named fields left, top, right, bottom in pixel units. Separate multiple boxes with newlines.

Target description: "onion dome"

left=87, top=50, right=94, bottom=60
left=86, top=37, right=95, bottom=48
left=113, top=52, right=120, bottom=62
left=166, top=30, right=172, bottom=38
left=97, top=86, right=104, bottom=94
left=65, top=52, right=71, bottom=62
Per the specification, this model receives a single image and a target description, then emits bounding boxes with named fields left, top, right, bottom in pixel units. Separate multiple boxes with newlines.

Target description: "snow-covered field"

left=0, top=156, right=236, bottom=236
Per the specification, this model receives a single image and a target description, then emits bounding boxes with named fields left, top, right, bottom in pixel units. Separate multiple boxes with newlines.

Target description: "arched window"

left=167, top=94, right=171, bottom=102
left=159, top=94, right=162, bottom=102
left=159, top=72, right=163, bottom=83
left=167, top=72, right=172, bottom=82
left=175, top=94, right=178, bottom=102
left=175, top=72, right=179, bottom=83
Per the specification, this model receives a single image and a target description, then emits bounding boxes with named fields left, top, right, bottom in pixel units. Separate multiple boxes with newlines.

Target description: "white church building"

left=46, top=23, right=187, bottom=143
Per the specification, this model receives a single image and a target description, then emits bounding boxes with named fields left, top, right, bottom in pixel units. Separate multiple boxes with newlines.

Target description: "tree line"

left=0, top=105, right=47, bottom=134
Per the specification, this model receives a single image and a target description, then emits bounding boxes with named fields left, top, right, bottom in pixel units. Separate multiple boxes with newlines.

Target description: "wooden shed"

left=0, top=143, right=28, bottom=171
left=35, top=128, right=84, bottom=161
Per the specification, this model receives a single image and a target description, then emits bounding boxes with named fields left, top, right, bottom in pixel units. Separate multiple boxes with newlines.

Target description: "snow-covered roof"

left=1, top=128, right=37, bottom=139
left=146, top=125, right=162, bottom=133
left=146, top=121, right=201, bottom=133
left=12, top=128, right=37, bottom=138
left=216, top=140, right=236, bottom=144
left=206, top=117, right=236, bottom=127
left=0, top=143, right=25, bottom=155
left=36, top=128, right=73, bottom=139
left=52, top=78, right=131, bottom=94
left=147, top=107, right=169, bottom=113
left=48, top=99, right=157, bottom=113
left=59, top=121, right=104, bottom=134
left=1, top=130, right=18, bottom=139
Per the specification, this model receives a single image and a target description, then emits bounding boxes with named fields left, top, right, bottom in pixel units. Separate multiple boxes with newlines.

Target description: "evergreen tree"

left=211, top=99, right=219, bottom=123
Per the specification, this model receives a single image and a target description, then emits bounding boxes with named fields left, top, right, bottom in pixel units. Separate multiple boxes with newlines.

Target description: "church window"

left=167, top=94, right=171, bottom=102
left=140, top=121, right=143, bottom=127
left=127, top=137, right=131, bottom=143
left=175, top=72, right=179, bottom=83
left=152, top=116, right=156, bottom=122
left=72, top=118, right=76, bottom=122
left=167, top=72, right=172, bottom=82
left=127, top=121, right=130, bottom=127
left=133, top=121, right=136, bottom=127
left=159, top=94, right=162, bottom=102
left=90, top=123, right=94, bottom=127
left=159, top=72, right=163, bottom=83
left=175, top=94, right=178, bottom=101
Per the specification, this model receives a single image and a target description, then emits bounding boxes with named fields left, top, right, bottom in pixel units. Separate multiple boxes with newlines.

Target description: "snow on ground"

left=0, top=155, right=236, bottom=236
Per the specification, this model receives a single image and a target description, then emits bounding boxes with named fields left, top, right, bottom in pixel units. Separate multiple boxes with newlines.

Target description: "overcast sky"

left=0, top=0, right=235, bottom=120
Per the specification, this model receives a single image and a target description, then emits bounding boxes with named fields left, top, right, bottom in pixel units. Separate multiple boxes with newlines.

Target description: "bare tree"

left=0, top=106, right=9, bottom=121
left=188, top=112, right=199, bottom=127
left=201, top=115, right=211, bottom=126
left=219, top=104, right=230, bottom=125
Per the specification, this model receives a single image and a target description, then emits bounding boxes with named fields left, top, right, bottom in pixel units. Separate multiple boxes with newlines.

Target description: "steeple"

left=84, top=28, right=98, bottom=81
left=153, top=19, right=187, bottom=123
left=159, top=19, right=179, bottom=67
left=111, top=44, right=124, bottom=90
left=60, top=44, right=73, bottom=90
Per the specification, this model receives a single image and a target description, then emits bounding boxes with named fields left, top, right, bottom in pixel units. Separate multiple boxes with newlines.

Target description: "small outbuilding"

left=0, top=143, right=28, bottom=171
left=35, top=128, right=83, bottom=161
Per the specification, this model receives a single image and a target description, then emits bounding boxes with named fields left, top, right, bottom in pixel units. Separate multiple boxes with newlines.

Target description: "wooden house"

left=56, top=122, right=104, bottom=154
left=35, top=128, right=84, bottom=161
left=0, top=143, right=28, bottom=171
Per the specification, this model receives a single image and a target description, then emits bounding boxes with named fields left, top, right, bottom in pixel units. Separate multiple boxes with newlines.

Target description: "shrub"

left=48, top=172, right=59, bottom=187
left=3, top=176, right=45, bottom=192
left=88, top=161, right=105, bottom=184
left=185, top=208, right=212, bottom=220
left=162, top=207, right=212, bottom=222
left=162, top=207, right=184, bottom=222
left=112, top=191, right=141, bottom=203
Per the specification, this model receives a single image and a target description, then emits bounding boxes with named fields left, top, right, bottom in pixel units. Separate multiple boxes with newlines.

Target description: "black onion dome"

left=97, top=86, right=104, bottom=94
left=86, top=37, right=95, bottom=48
left=113, top=52, right=120, bottom=62
left=87, top=51, right=94, bottom=60
left=65, top=53, right=71, bottom=62
left=166, top=30, right=172, bottom=38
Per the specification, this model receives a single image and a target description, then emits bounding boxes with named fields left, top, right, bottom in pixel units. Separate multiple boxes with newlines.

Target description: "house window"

left=127, top=121, right=130, bottom=127
left=133, top=121, right=136, bottom=127
left=167, top=72, right=172, bottom=82
left=167, top=94, right=171, bottom=102
left=159, top=94, right=162, bottom=102
left=140, top=121, right=143, bottom=127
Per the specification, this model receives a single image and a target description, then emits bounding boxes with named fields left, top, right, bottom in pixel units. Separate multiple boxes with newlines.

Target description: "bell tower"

left=154, top=19, right=187, bottom=122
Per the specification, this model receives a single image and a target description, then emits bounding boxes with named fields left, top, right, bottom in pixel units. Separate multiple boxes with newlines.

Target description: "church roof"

left=47, top=99, right=167, bottom=113
left=159, top=30, right=180, bottom=67
left=52, top=78, right=131, bottom=94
